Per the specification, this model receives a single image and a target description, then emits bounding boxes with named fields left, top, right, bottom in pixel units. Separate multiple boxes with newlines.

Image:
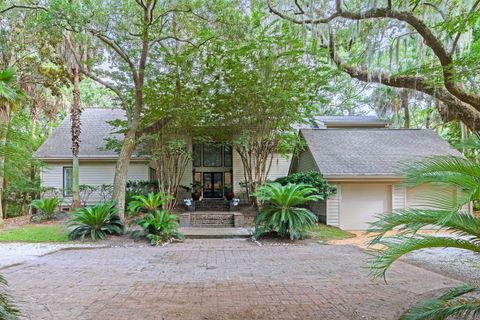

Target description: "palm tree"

left=0, top=69, right=23, bottom=221
left=368, top=150, right=480, bottom=319
left=61, top=34, right=89, bottom=210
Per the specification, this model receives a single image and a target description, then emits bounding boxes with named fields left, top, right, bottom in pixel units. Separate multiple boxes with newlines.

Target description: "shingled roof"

left=35, top=108, right=125, bottom=159
left=300, top=128, right=462, bottom=177
left=313, top=115, right=389, bottom=128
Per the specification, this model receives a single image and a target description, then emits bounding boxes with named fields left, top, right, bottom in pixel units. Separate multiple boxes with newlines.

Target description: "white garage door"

left=340, top=184, right=392, bottom=230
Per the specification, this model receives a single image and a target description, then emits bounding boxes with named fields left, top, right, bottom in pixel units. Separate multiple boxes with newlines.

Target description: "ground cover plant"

left=68, top=201, right=123, bottom=241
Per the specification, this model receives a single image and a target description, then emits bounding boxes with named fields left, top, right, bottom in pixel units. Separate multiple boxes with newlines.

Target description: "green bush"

left=125, top=180, right=159, bottom=210
left=68, top=202, right=124, bottom=241
left=254, top=183, right=321, bottom=240
left=30, top=198, right=61, bottom=220
left=132, top=210, right=183, bottom=245
left=127, top=192, right=173, bottom=216
left=275, top=171, right=336, bottom=199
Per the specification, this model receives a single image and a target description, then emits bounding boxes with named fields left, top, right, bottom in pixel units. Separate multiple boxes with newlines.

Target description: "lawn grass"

left=306, top=224, right=355, bottom=242
left=0, top=224, right=69, bottom=242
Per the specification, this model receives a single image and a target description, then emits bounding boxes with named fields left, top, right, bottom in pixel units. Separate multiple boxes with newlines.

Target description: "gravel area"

left=405, top=248, right=480, bottom=282
left=0, top=243, right=104, bottom=268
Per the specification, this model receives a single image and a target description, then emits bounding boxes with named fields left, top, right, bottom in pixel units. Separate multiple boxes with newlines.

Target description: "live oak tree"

left=267, top=0, right=480, bottom=132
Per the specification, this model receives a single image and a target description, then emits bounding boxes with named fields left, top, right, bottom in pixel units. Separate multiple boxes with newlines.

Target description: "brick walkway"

left=3, top=240, right=459, bottom=320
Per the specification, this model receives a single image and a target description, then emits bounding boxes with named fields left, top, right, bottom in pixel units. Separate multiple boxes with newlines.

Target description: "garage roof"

left=300, top=128, right=462, bottom=177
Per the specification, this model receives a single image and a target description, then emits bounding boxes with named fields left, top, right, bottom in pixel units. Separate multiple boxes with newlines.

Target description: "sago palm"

left=30, top=198, right=61, bottom=220
left=68, top=201, right=124, bottom=241
left=254, top=183, right=322, bottom=240
left=368, top=152, right=480, bottom=320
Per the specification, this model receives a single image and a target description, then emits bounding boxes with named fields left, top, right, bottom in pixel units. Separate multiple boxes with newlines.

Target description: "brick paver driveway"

left=3, top=239, right=459, bottom=320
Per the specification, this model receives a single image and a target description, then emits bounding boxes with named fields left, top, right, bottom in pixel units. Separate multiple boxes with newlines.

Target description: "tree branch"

left=0, top=4, right=47, bottom=14
left=328, top=34, right=480, bottom=131
left=267, top=1, right=480, bottom=113
left=89, top=31, right=139, bottom=82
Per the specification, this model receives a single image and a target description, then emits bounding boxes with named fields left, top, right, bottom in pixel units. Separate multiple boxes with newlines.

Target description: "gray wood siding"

left=326, top=185, right=340, bottom=227
left=392, top=184, right=406, bottom=210
left=41, top=162, right=149, bottom=205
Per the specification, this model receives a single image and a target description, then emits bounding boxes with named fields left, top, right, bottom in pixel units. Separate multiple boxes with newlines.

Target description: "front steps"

left=180, top=227, right=252, bottom=239
left=194, top=199, right=230, bottom=211
left=180, top=211, right=244, bottom=228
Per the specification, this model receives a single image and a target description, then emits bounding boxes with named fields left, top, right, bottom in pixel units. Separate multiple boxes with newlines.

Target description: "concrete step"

left=180, top=227, right=252, bottom=239
left=190, top=213, right=234, bottom=227
left=180, top=211, right=245, bottom=229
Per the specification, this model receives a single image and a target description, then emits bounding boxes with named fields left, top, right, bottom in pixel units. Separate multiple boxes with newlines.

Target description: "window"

left=193, top=143, right=202, bottom=167
left=63, top=167, right=73, bottom=197
left=203, top=144, right=223, bottom=167
left=224, top=145, right=232, bottom=167
left=149, top=167, right=157, bottom=182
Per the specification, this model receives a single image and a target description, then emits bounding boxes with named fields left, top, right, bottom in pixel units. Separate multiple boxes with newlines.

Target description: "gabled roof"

left=35, top=108, right=125, bottom=160
left=300, top=128, right=462, bottom=177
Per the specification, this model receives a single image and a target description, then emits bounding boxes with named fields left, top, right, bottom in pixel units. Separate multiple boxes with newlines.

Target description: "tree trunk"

left=400, top=89, right=410, bottom=128
left=0, top=104, right=10, bottom=223
left=71, top=67, right=81, bottom=210
left=112, top=128, right=138, bottom=220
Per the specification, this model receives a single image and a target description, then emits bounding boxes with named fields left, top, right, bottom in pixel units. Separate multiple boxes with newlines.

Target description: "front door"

left=203, top=172, right=223, bottom=198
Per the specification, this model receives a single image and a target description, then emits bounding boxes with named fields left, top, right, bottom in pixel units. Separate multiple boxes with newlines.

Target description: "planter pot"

left=225, top=191, right=234, bottom=201
left=192, top=191, right=201, bottom=201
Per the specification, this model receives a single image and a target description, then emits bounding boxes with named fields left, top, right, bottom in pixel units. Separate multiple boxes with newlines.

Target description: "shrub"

left=254, top=183, right=322, bottom=240
left=125, top=180, right=159, bottom=209
left=68, top=202, right=124, bottom=241
left=132, top=210, right=183, bottom=245
left=275, top=171, right=336, bottom=199
left=30, top=198, right=61, bottom=220
left=127, top=192, right=173, bottom=216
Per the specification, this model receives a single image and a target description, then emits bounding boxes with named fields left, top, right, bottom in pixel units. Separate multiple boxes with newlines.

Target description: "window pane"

left=193, top=144, right=202, bottom=167
left=63, top=167, right=73, bottom=196
left=203, top=144, right=222, bottom=167
left=224, top=145, right=232, bottom=167
left=224, top=171, right=232, bottom=185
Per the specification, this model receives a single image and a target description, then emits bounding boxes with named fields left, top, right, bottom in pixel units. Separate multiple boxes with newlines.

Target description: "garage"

left=340, top=184, right=392, bottom=230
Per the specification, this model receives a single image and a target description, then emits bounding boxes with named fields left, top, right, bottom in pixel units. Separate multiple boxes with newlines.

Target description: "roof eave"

left=324, top=175, right=403, bottom=182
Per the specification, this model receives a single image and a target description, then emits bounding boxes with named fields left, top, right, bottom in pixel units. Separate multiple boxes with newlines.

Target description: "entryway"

left=203, top=172, right=223, bottom=198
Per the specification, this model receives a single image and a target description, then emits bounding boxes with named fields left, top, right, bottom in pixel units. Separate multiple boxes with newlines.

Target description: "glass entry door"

left=203, top=172, right=223, bottom=198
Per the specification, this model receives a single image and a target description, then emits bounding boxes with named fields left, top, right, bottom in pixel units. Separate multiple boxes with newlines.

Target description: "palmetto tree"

left=368, top=151, right=480, bottom=319
left=254, top=183, right=322, bottom=240
left=0, top=69, right=23, bottom=221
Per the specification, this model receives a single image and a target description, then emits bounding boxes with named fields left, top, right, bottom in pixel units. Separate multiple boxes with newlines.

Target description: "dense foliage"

left=68, top=202, right=124, bottom=241
left=132, top=210, right=183, bottom=245
left=127, top=192, right=173, bottom=216
left=254, top=183, right=321, bottom=240
left=369, top=151, right=480, bottom=319
left=275, top=171, right=336, bottom=199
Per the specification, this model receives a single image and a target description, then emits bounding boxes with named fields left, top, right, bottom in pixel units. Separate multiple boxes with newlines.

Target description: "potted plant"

left=181, top=182, right=203, bottom=201
left=224, top=184, right=234, bottom=201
